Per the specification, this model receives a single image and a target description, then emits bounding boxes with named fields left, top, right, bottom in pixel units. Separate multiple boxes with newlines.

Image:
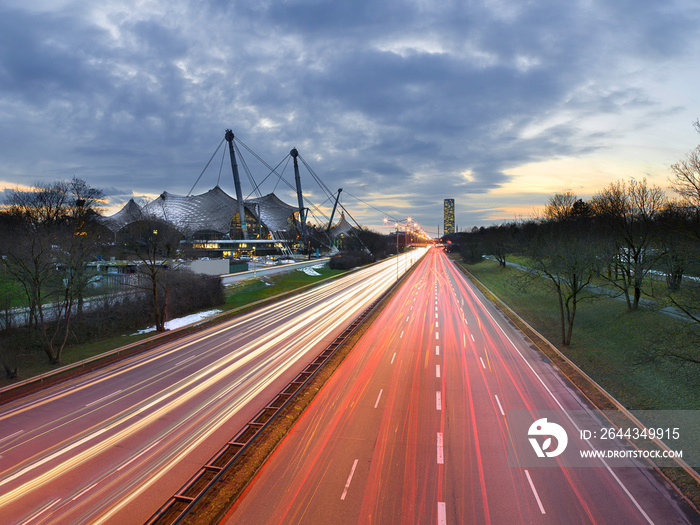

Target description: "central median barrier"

left=145, top=250, right=427, bottom=525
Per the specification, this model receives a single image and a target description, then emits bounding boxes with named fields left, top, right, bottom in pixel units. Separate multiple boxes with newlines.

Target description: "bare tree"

left=120, top=215, right=184, bottom=332
left=591, top=178, right=666, bottom=310
left=544, top=191, right=577, bottom=221
left=0, top=178, right=105, bottom=364
left=528, top=194, right=600, bottom=346
left=669, top=120, right=700, bottom=207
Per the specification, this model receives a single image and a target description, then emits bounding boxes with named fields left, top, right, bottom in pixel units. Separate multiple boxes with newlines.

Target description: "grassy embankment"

left=462, top=257, right=700, bottom=509
left=0, top=264, right=345, bottom=389
left=462, top=258, right=699, bottom=411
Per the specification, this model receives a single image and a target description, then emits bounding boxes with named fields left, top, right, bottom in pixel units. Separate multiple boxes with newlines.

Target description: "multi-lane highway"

left=0, top=249, right=425, bottom=525
left=224, top=247, right=698, bottom=524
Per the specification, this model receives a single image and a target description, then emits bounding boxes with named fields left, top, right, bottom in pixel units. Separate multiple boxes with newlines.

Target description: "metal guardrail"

left=145, top=289, right=395, bottom=525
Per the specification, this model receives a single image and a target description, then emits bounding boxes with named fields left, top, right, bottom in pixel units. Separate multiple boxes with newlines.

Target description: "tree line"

left=0, top=179, right=223, bottom=377
left=449, top=122, right=700, bottom=373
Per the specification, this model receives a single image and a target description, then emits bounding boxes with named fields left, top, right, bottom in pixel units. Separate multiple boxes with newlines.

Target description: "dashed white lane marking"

left=175, top=355, right=196, bottom=366
left=436, top=391, right=442, bottom=410
left=436, top=364, right=441, bottom=378
left=86, top=390, right=122, bottom=407
left=525, top=469, right=546, bottom=514
left=480, top=357, right=486, bottom=369
left=374, top=389, right=383, bottom=409
left=22, top=498, right=61, bottom=524
left=391, top=352, right=396, bottom=364
left=0, top=430, right=23, bottom=444
left=470, top=334, right=475, bottom=342
left=494, top=394, right=505, bottom=416
left=400, top=330, right=404, bottom=338
left=437, top=432, right=444, bottom=464
left=465, top=283, right=656, bottom=525
left=438, top=502, right=447, bottom=525
left=72, top=480, right=101, bottom=501
left=117, top=439, right=162, bottom=471
left=435, top=332, right=439, bottom=340
left=435, top=345, right=440, bottom=356
left=341, top=459, right=359, bottom=500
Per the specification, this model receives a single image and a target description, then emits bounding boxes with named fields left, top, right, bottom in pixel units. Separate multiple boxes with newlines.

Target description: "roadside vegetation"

left=445, top=121, right=700, bottom=411
left=0, top=264, right=346, bottom=389
left=460, top=258, right=699, bottom=411
left=223, top=265, right=346, bottom=310
left=0, top=172, right=396, bottom=381
left=448, top=121, right=700, bottom=374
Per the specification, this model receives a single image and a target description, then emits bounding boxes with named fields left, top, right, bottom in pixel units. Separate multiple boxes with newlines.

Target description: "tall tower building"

left=443, top=199, right=455, bottom=235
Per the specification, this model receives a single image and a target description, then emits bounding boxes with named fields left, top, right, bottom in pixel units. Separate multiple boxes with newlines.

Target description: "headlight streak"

left=1, top=259, right=401, bottom=451
left=0, top=250, right=428, bottom=520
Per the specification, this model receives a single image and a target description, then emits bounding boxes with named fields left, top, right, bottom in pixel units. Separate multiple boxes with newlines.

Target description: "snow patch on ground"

left=297, top=264, right=325, bottom=277
left=133, top=309, right=223, bottom=335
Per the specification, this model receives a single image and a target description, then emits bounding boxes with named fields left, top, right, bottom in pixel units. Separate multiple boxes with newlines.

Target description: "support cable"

left=344, top=190, right=402, bottom=223
left=216, top=146, right=226, bottom=188
left=187, top=137, right=226, bottom=196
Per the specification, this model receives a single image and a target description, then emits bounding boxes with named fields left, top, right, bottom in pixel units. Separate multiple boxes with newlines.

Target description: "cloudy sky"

left=1, top=0, right=699, bottom=235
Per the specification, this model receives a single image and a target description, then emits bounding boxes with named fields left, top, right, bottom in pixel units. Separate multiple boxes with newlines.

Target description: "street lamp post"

left=384, top=217, right=415, bottom=282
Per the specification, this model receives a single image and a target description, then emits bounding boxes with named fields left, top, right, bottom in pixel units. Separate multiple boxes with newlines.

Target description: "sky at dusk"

left=1, top=0, right=699, bottom=236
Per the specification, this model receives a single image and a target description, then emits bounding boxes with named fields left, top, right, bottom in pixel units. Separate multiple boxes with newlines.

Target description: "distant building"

left=99, top=186, right=299, bottom=257
left=443, top=199, right=455, bottom=235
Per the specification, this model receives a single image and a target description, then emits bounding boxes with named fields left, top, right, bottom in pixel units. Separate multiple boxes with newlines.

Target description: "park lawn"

left=223, top=264, right=346, bottom=310
left=462, top=258, right=699, bottom=412
left=503, top=254, right=700, bottom=311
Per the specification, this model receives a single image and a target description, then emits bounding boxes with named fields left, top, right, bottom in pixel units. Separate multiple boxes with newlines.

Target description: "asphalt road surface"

left=223, top=247, right=699, bottom=525
left=0, top=249, right=425, bottom=525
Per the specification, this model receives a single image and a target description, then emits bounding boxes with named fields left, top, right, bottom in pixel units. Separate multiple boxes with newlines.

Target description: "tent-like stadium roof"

left=100, top=186, right=298, bottom=235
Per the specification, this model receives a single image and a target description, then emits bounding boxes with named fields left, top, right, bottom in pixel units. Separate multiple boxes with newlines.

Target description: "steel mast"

left=225, top=129, right=248, bottom=240
left=290, top=148, right=307, bottom=251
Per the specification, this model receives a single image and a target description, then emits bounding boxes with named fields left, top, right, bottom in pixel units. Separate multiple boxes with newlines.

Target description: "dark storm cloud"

left=0, top=0, right=698, bottom=229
